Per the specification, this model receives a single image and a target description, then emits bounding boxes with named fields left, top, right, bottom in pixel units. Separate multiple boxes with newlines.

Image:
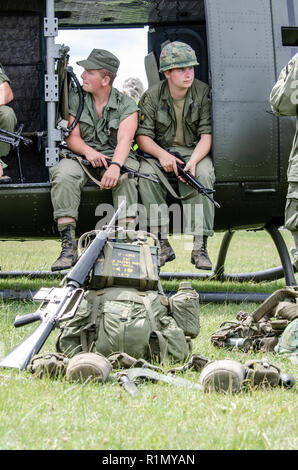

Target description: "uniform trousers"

left=138, top=147, right=215, bottom=236
left=0, top=105, right=17, bottom=168
left=49, top=156, right=139, bottom=222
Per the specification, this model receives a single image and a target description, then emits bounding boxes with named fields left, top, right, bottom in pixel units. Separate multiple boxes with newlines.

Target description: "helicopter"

left=0, top=0, right=298, bottom=286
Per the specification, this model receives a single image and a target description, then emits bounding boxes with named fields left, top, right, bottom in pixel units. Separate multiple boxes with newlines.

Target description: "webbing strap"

left=102, top=242, right=115, bottom=287
left=80, top=292, right=104, bottom=352
left=142, top=295, right=168, bottom=363
left=139, top=244, right=156, bottom=290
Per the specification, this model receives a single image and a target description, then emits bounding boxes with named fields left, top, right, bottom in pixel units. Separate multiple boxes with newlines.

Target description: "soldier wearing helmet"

left=122, top=77, right=144, bottom=103
left=136, top=41, right=215, bottom=270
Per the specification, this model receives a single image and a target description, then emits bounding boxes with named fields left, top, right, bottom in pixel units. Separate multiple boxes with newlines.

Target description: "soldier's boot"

left=191, top=236, right=212, bottom=270
left=51, top=224, right=78, bottom=271
left=159, top=238, right=176, bottom=267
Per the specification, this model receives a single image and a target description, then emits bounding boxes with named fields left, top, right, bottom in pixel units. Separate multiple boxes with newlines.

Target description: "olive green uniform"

left=0, top=63, right=17, bottom=168
left=270, top=53, right=298, bottom=233
left=136, top=78, right=215, bottom=235
left=50, top=87, right=139, bottom=221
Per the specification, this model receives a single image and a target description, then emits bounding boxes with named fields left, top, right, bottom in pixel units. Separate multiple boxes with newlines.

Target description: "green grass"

left=0, top=230, right=297, bottom=450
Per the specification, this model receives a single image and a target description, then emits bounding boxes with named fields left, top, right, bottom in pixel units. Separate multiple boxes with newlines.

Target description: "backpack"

left=56, top=230, right=201, bottom=364
left=55, top=286, right=192, bottom=364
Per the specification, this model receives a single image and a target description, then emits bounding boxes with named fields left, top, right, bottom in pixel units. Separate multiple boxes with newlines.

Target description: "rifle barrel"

left=66, top=201, right=125, bottom=286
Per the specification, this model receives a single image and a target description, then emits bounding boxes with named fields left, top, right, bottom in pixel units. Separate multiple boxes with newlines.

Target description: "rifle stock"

left=0, top=202, right=125, bottom=370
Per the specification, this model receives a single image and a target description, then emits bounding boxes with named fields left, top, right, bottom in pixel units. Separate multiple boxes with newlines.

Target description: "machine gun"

left=0, top=124, right=33, bottom=183
left=0, top=201, right=125, bottom=370
left=144, top=152, right=221, bottom=209
left=0, top=125, right=32, bottom=147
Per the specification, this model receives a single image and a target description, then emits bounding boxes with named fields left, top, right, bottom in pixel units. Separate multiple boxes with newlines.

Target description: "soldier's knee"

left=285, top=197, right=298, bottom=231
left=0, top=106, right=17, bottom=131
left=195, top=163, right=215, bottom=187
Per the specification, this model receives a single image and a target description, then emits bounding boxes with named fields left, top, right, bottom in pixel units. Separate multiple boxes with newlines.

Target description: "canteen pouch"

left=199, top=359, right=246, bottom=394
left=169, top=281, right=200, bottom=338
left=65, top=352, right=112, bottom=383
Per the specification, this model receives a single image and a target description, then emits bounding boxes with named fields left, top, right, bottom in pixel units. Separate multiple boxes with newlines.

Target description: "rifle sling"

left=64, top=154, right=125, bottom=189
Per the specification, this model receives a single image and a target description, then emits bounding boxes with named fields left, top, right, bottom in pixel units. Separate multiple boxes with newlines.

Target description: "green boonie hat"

left=77, top=48, right=120, bottom=74
left=159, top=41, right=199, bottom=72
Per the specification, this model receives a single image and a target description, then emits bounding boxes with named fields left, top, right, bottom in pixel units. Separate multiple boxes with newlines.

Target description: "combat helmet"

left=159, top=41, right=199, bottom=72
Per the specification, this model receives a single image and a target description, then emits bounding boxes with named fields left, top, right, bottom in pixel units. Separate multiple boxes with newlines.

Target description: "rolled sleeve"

left=136, top=92, right=157, bottom=139
left=119, top=95, right=138, bottom=123
left=68, top=90, right=80, bottom=117
left=198, top=86, right=212, bottom=135
left=0, top=64, right=10, bottom=86
left=270, top=53, right=298, bottom=117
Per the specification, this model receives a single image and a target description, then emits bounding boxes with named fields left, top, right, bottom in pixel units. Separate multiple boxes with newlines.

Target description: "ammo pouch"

left=211, top=304, right=293, bottom=352
left=168, top=282, right=200, bottom=339
left=28, top=352, right=69, bottom=378
left=56, top=287, right=192, bottom=364
left=210, top=314, right=277, bottom=351
left=244, top=360, right=281, bottom=388
left=84, top=231, right=159, bottom=291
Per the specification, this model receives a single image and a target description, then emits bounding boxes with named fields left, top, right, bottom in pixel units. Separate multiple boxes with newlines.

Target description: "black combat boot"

left=191, top=236, right=212, bottom=270
left=159, top=237, right=176, bottom=267
left=51, top=224, right=77, bottom=271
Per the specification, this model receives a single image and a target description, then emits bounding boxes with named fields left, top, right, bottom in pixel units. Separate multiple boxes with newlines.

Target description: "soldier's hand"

left=183, top=160, right=196, bottom=177
left=100, top=165, right=120, bottom=190
left=159, top=153, right=184, bottom=176
left=85, top=149, right=108, bottom=169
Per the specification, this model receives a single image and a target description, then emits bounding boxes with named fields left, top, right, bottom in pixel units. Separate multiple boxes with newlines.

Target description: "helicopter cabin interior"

left=0, top=0, right=297, bottom=238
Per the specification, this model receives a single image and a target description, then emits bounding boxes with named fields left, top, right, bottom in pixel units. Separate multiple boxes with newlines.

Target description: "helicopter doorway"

left=205, top=0, right=278, bottom=183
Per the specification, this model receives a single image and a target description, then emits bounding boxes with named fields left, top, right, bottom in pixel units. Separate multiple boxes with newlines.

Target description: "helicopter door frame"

left=44, top=0, right=64, bottom=168
left=204, top=0, right=278, bottom=183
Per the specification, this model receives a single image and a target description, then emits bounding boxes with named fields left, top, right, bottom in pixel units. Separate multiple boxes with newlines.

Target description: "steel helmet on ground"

left=159, top=41, right=199, bottom=72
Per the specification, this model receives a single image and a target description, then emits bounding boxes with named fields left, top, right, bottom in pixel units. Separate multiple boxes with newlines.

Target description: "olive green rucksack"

left=56, top=230, right=201, bottom=364
left=56, top=286, right=192, bottom=364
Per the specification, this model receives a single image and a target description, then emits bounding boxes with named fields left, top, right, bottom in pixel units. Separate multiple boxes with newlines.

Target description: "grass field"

left=0, top=230, right=297, bottom=451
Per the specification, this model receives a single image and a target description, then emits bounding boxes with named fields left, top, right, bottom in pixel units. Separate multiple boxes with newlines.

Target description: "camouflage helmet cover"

left=159, top=41, right=199, bottom=72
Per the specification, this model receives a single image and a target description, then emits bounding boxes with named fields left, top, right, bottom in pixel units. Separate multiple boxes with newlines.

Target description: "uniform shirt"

left=172, top=96, right=186, bottom=147
left=69, top=87, right=138, bottom=158
left=0, top=63, right=10, bottom=86
left=270, top=53, right=298, bottom=182
left=136, top=78, right=211, bottom=150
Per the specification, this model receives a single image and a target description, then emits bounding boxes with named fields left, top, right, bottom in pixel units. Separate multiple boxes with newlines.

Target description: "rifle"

left=145, top=152, right=221, bottom=209
left=0, top=201, right=125, bottom=371
left=0, top=125, right=32, bottom=147
left=60, top=146, right=159, bottom=184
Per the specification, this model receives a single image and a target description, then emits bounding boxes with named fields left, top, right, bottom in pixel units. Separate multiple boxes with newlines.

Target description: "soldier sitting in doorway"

left=0, top=63, right=17, bottom=183
left=50, top=48, right=139, bottom=271
left=136, top=41, right=215, bottom=270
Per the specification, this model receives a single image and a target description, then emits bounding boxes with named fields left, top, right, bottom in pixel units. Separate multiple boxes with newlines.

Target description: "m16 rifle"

left=144, top=151, right=221, bottom=209
left=0, top=201, right=126, bottom=371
